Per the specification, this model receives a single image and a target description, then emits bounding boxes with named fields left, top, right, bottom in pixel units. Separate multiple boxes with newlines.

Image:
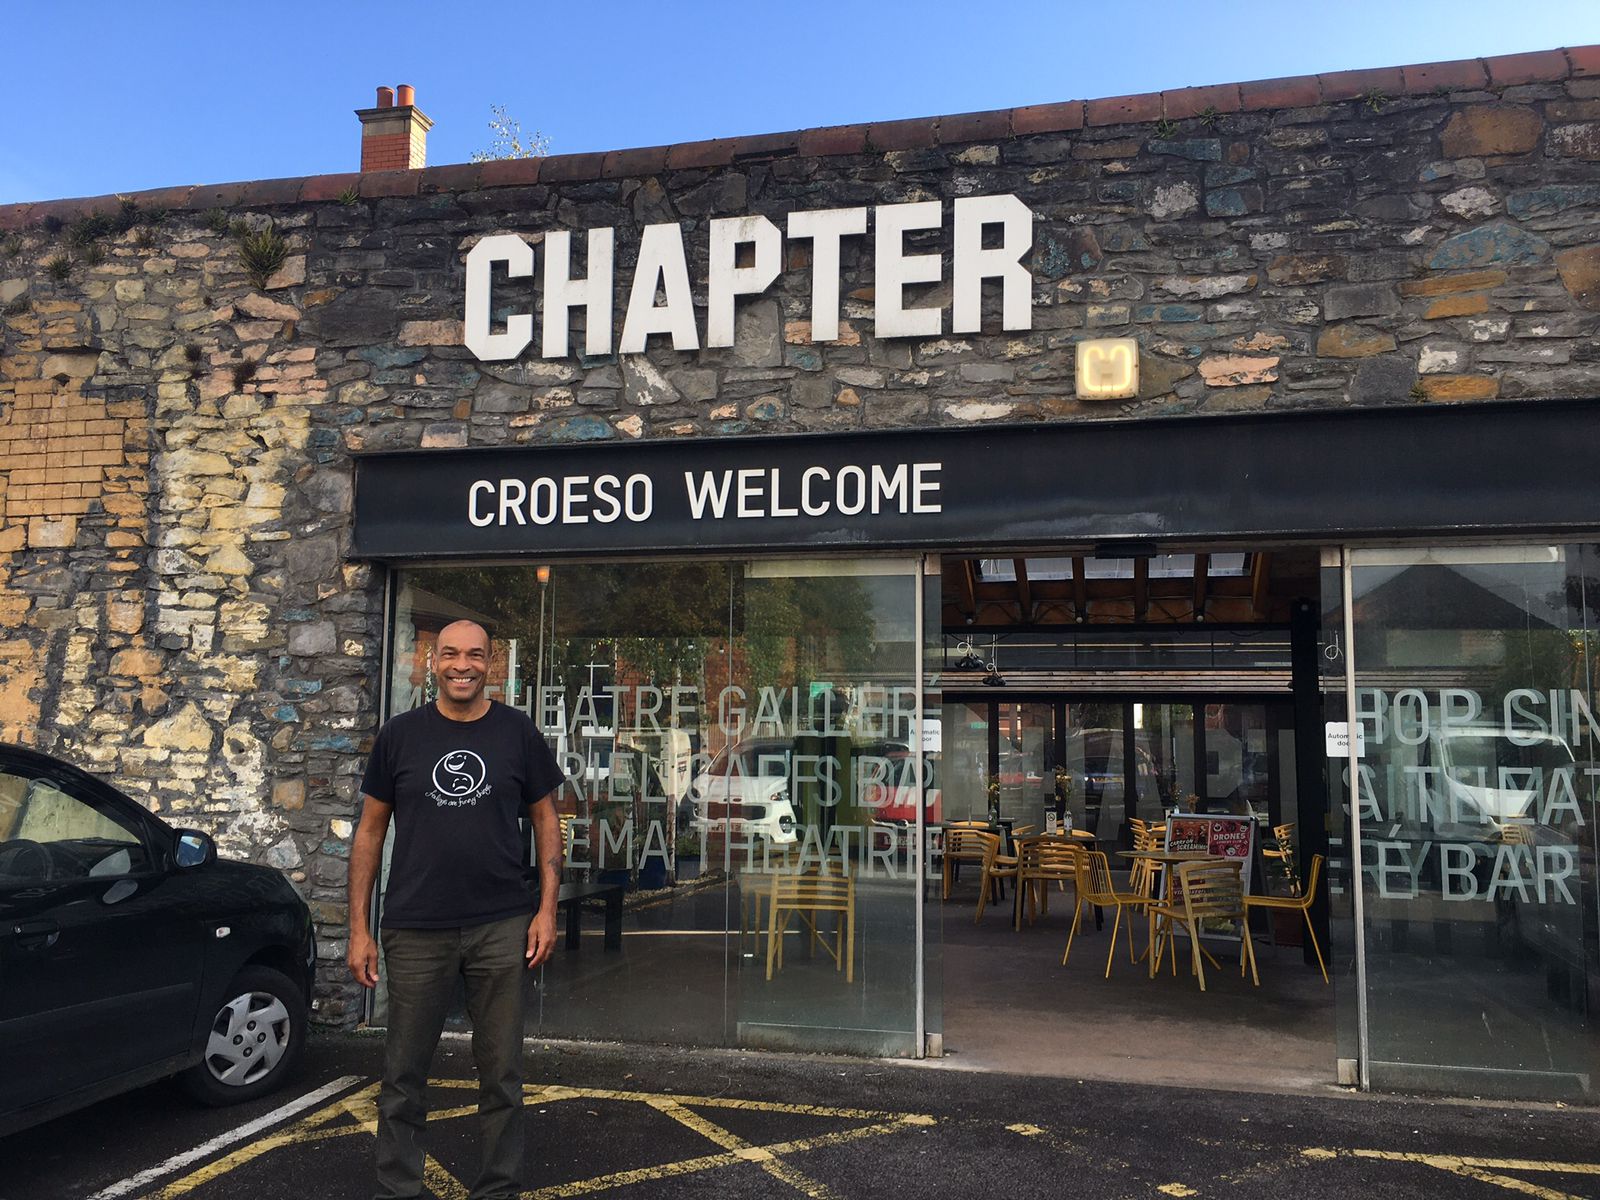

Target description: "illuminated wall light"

left=1074, top=337, right=1140, bottom=401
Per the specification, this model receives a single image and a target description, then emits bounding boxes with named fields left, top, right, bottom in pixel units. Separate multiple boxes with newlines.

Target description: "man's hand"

left=348, top=928, right=380, bottom=988
left=526, top=908, right=558, bottom=969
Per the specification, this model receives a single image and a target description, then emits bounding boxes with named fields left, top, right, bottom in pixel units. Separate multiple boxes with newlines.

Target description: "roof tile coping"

left=1, top=45, right=1593, bottom=229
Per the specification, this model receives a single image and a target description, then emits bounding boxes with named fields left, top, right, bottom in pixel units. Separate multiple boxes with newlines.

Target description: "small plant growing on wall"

left=1197, top=105, right=1220, bottom=129
left=44, top=255, right=71, bottom=281
left=1, top=236, right=21, bottom=259
left=203, top=208, right=230, bottom=235
left=336, top=185, right=360, bottom=206
left=67, top=213, right=114, bottom=248
left=232, top=359, right=257, bottom=389
left=114, top=196, right=142, bottom=233
left=82, top=244, right=105, bottom=267
left=1152, top=117, right=1179, bottom=140
left=235, top=221, right=288, bottom=290
left=1362, top=88, right=1389, bottom=113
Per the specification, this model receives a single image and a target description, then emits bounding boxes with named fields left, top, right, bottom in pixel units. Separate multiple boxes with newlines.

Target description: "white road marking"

left=84, top=1074, right=364, bottom=1200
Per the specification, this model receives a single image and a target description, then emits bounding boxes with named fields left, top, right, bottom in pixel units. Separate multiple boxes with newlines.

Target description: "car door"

left=0, top=755, right=205, bottom=1116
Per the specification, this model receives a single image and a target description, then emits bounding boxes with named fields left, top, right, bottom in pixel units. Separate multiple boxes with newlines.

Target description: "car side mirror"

left=174, top=829, right=217, bottom=869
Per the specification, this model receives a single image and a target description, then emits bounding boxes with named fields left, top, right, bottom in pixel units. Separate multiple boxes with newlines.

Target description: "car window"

left=0, top=768, right=152, bottom=886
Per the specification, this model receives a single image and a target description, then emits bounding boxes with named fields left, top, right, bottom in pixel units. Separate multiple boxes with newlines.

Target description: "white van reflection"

left=1423, top=725, right=1576, bottom=839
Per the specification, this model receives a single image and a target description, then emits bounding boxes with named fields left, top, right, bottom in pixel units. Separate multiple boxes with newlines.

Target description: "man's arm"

left=347, top=795, right=392, bottom=988
left=525, top=792, right=562, bottom=968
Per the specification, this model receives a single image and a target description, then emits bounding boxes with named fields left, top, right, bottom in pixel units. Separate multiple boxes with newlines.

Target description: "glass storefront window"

left=1327, top=544, right=1600, bottom=1099
left=378, top=557, right=933, bottom=1058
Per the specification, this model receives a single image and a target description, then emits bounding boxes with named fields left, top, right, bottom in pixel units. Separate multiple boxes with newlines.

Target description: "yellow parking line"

left=648, top=1097, right=839, bottom=1199
left=1304, top=1148, right=1598, bottom=1200
left=138, top=1076, right=936, bottom=1200
left=138, top=1084, right=379, bottom=1199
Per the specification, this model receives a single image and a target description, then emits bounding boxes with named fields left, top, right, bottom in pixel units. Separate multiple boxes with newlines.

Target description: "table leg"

left=603, top=892, right=623, bottom=951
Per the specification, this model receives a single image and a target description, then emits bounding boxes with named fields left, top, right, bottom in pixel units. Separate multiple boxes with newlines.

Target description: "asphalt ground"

left=3, top=1030, right=1598, bottom=1200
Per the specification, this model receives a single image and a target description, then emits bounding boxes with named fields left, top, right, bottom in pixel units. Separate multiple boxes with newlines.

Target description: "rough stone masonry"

left=0, top=47, right=1597, bottom=1023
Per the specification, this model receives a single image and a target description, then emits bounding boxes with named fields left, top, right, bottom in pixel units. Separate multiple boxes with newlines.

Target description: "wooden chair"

left=766, top=867, right=856, bottom=983
left=1149, top=860, right=1257, bottom=992
left=1128, top=821, right=1165, bottom=901
left=1013, top=836, right=1080, bottom=930
left=943, top=826, right=998, bottom=900
left=973, top=833, right=1019, bottom=923
left=1062, top=850, right=1145, bottom=978
left=1244, top=853, right=1328, bottom=984
left=1260, top=821, right=1300, bottom=896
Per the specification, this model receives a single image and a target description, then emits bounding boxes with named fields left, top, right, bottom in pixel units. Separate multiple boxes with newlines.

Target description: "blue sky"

left=3, top=1, right=1598, bottom=204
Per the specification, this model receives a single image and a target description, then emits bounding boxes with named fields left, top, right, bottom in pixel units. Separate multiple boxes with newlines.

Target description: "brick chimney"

left=356, top=84, right=433, bottom=172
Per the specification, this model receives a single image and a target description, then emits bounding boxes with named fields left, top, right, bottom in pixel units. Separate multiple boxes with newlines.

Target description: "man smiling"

left=348, top=619, right=564, bottom=1200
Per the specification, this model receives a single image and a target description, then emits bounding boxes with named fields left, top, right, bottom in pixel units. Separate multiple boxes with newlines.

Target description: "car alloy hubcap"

left=203, top=990, right=292, bottom=1086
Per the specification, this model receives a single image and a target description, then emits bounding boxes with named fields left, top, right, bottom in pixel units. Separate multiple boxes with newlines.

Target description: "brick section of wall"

left=361, top=132, right=415, bottom=173
left=0, top=384, right=125, bottom=518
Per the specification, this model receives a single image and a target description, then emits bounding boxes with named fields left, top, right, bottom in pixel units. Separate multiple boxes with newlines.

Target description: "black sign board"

left=351, top=398, right=1600, bottom=559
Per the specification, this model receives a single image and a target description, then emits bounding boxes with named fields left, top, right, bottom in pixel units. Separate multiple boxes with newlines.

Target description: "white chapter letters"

left=463, top=195, right=1034, bottom=362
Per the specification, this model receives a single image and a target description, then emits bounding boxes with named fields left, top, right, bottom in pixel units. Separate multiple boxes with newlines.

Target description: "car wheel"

left=181, top=965, right=306, bottom=1106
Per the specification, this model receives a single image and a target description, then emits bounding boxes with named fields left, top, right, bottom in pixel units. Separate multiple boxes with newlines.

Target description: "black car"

left=0, top=743, right=314, bottom=1137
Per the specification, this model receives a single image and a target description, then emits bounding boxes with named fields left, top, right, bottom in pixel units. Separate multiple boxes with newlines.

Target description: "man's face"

left=434, top=623, right=489, bottom=705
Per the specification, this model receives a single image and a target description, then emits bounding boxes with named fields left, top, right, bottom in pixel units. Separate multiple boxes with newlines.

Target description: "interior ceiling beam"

left=1012, top=557, right=1032, bottom=623
left=1250, top=551, right=1273, bottom=620
left=960, top=559, right=978, bottom=620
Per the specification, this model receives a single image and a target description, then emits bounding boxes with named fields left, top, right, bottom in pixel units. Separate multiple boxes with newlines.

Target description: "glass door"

left=1326, top=544, right=1600, bottom=1099
left=1064, top=701, right=1129, bottom=846
left=729, top=557, right=930, bottom=1057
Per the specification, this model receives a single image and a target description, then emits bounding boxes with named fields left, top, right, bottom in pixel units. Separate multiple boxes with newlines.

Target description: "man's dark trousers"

left=375, top=913, right=529, bottom=1199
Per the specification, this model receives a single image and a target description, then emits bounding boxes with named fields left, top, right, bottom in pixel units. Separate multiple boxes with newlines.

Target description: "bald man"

left=349, top=619, right=564, bottom=1200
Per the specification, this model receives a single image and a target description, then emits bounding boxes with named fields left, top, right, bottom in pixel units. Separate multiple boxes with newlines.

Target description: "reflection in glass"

left=382, top=558, right=928, bottom=1057
left=1329, top=543, right=1600, bottom=1099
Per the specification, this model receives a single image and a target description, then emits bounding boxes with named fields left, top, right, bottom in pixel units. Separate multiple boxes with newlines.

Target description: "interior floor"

left=935, top=872, right=1338, bottom=1093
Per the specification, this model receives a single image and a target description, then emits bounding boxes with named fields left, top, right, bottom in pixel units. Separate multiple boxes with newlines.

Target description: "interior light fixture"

left=953, top=639, right=985, bottom=671
left=981, top=636, right=1006, bottom=686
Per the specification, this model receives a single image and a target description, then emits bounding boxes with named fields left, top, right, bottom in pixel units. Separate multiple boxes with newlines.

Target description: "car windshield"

left=706, top=744, right=791, bottom=777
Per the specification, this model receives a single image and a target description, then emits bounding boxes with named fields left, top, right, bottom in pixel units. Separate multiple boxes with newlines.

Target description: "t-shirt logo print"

left=432, top=750, right=488, bottom=800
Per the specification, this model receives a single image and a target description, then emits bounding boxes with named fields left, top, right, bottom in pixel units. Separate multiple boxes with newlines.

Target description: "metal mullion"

left=1342, top=547, right=1371, bottom=1090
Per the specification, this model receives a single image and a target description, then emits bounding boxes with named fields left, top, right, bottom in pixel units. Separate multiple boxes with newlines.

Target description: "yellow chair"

left=766, top=868, right=856, bottom=983
left=1244, top=853, right=1328, bottom=984
left=1128, top=822, right=1165, bottom=901
left=1062, top=850, right=1145, bottom=978
left=973, top=833, right=1019, bottom=923
left=942, top=826, right=998, bottom=900
left=1149, top=859, right=1257, bottom=992
left=1013, top=836, right=1080, bottom=930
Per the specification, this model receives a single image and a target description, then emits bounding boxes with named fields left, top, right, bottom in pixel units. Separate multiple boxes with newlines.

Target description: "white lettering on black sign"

left=467, top=463, right=940, bottom=528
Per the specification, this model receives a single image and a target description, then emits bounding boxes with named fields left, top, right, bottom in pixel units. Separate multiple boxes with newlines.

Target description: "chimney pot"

left=376, top=86, right=394, bottom=109
left=396, top=84, right=415, bottom=108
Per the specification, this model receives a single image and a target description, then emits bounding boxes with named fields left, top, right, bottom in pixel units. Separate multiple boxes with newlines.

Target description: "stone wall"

left=0, top=48, right=1598, bottom=1023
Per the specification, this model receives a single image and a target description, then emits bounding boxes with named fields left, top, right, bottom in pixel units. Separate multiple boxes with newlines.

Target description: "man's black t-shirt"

left=360, top=700, right=565, bottom=929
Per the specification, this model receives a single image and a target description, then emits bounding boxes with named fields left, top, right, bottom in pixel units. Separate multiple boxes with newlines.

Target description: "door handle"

left=12, top=919, right=60, bottom=949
